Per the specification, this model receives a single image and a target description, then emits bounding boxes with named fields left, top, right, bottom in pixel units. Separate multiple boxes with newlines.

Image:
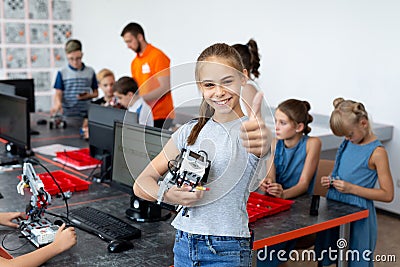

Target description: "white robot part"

left=17, top=162, right=52, bottom=214
left=17, top=162, right=57, bottom=247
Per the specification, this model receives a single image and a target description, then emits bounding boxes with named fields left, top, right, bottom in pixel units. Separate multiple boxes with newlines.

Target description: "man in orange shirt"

left=121, top=22, right=174, bottom=129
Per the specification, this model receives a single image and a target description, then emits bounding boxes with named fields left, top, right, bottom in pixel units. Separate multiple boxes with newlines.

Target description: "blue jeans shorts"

left=173, top=230, right=252, bottom=267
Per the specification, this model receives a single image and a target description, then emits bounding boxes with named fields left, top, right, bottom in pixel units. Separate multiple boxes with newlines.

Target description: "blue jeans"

left=173, top=230, right=252, bottom=267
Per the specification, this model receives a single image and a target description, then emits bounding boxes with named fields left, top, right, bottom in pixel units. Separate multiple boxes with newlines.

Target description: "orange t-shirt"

left=131, top=44, right=174, bottom=120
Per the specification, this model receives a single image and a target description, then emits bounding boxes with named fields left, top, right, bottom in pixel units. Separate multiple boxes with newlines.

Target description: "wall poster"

left=0, top=0, right=72, bottom=111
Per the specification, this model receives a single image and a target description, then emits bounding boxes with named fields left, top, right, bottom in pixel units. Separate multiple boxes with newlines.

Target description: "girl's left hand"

left=331, top=180, right=353, bottom=194
left=240, top=92, right=272, bottom=158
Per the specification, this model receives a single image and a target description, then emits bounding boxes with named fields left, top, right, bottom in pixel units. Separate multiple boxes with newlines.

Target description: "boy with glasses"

left=50, top=39, right=98, bottom=128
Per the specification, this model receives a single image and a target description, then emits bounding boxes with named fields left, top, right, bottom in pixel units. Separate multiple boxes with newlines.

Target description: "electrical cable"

left=86, top=162, right=101, bottom=181
left=44, top=210, right=72, bottom=224
left=97, top=165, right=112, bottom=182
left=167, top=159, right=178, bottom=175
left=1, top=231, right=29, bottom=251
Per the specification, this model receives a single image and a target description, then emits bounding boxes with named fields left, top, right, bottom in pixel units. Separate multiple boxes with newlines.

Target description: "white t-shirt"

left=170, top=117, right=265, bottom=237
left=128, top=97, right=154, bottom=127
left=240, top=80, right=259, bottom=117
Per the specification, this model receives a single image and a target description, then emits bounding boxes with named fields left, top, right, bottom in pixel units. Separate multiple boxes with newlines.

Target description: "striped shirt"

left=54, top=63, right=98, bottom=117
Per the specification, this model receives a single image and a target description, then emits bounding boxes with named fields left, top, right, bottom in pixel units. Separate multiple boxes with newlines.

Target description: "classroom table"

left=251, top=195, right=368, bottom=267
left=0, top=114, right=368, bottom=266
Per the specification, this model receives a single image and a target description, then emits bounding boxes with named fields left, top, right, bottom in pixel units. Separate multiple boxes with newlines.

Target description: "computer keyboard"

left=68, top=206, right=141, bottom=241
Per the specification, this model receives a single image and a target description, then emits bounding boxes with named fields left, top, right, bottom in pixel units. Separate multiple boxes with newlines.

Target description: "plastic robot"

left=49, top=114, right=67, bottom=129
left=17, top=162, right=52, bottom=223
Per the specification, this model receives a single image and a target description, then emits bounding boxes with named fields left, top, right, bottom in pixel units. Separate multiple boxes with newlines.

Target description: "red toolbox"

left=247, top=192, right=294, bottom=223
left=55, top=148, right=102, bottom=167
left=18, top=170, right=91, bottom=195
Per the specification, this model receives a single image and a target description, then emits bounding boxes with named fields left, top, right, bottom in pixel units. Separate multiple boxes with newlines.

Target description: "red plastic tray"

left=18, top=170, right=91, bottom=195
left=55, top=148, right=102, bottom=167
left=247, top=192, right=294, bottom=222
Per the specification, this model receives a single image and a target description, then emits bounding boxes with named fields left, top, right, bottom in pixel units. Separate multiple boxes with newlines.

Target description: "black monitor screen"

left=0, top=93, right=30, bottom=152
left=88, top=104, right=138, bottom=181
left=88, top=103, right=138, bottom=158
left=0, top=79, right=35, bottom=112
left=111, top=121, right=172, bottom=193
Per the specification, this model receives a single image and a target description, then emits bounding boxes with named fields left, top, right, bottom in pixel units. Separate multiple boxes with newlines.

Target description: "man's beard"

left=134, top=43, right=142, bottom=54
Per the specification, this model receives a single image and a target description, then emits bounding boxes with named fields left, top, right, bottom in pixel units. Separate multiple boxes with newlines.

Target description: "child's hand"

left=0, top=212, right=26, bottom=228
left=164, top=184, right=204, bottom=207
left=265, top=182, right=284, bottom=198
left=240, top=92, right=272, bottom=158
left=52, top=223, right=77, bottom=253
left=50, top=104, right=63, bottom=116
left=321, top=176, right=331, bottom=188
left=76, top=92, right=89, bottom=100
left=331, top=180, right=352, bottom=194
left=259, top=178, right=273, bottom=192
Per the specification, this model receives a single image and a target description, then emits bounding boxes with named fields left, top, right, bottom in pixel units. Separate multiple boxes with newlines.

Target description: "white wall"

left=73, top=0, right=400, bottom=214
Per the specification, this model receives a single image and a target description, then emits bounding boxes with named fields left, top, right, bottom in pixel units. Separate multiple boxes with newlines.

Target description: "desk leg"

left=252, top=250, right=257, bottom=266
left=338, top=223, right=350, bottom=267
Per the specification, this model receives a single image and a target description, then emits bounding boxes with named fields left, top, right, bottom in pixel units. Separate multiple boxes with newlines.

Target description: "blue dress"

left=258, top=135, right=316, bottom=267
left=275, top=135, right=315, bottom=194
left=315, top=139, right=381, bottom=267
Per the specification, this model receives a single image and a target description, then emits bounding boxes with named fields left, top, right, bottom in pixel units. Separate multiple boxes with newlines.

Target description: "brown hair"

left=113, top=76, right=138, bottom=95
left=65, top=39, right=82, bottom=54
left=330, top=97, right=371, bottom=136
left=277, top=99, right=313, bottom=135
left=120, top=22, right=145, bottom=39
left=96, top=68, right=115, bottom=83
left=232, top=39, right=261, bottom=79
left=186, top=43, right=245, bottom=145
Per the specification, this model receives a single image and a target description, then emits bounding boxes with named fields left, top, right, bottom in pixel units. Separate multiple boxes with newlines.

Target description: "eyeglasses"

left=67, top=56, right=82, bottom=62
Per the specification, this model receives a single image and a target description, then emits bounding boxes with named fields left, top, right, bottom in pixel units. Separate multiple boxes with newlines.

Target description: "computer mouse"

left=53, top=219, right=73, bottom=228
left=107, top=240, right=134, bottom=253
left=53, top=219, right=64, bottom=226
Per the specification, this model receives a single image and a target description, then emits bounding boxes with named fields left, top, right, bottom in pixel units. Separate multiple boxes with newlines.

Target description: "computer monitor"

left=0, top=79, right=39, bottom=135
left=111, top=120, right=172, bottom=192
left=111, top=120, right=173, bottom=222
left=0, top=83, right=16, bottom=96
left=0, top=92, right=31, bottom=157
left=0, top=79, right=35, bottom=113
left=88, top=103, right=138, bottom=181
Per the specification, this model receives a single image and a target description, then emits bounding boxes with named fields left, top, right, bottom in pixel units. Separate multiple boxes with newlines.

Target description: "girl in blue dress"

left=315, top=97, right=394, bottom=267
left=257, top=99, right=321, bottom=266
left=260, top=99, right=321, bottom=199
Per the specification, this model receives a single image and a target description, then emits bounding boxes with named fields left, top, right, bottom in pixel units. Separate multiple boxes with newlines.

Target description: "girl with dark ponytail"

left=258, top=98, right=321, bottom=267
left=233, top=39, right=261, bottom=116
left=260, top=98, right=321, bottom=198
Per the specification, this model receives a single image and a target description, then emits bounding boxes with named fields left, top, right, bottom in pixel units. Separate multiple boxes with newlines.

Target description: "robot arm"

left=17, top=162, right=52, bottom=222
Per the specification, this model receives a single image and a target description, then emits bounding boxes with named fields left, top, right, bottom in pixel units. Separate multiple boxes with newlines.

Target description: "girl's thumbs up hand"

left=240, top=92, right=272, bottom=158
